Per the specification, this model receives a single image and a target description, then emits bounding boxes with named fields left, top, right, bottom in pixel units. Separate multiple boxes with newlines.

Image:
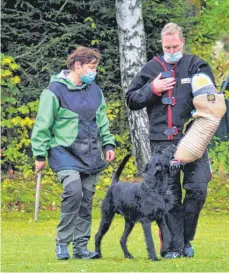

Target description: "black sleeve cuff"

left=104, top=145, right=115, bottom=152
left=36, top=156, right=46, bottom=162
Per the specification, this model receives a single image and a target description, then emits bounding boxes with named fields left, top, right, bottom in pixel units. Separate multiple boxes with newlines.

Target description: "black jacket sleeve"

left=189, top=56, right=216, bottom=85
left=125, top=59, right=161, bottom=110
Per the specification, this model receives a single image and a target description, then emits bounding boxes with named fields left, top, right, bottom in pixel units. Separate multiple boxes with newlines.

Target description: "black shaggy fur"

left=95, top=145, right=176, bottom=261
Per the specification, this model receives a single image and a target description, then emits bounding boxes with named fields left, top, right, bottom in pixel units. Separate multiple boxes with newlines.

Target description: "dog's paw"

left=97, top=253, right=102, bottom=259
left=150, top=257, right=160, bottom=261
left=125, top=254, right=134, bottom=259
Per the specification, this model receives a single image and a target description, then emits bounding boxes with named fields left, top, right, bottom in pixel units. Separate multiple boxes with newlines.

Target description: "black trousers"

left=150, top=141, right=212, bottom=253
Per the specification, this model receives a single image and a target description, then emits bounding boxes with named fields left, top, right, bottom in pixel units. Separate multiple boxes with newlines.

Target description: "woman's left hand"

left=106, top=150, right=115, bottom=162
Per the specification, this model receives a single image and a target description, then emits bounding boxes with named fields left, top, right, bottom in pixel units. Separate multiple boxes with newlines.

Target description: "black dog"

left=95, top=145, right=176, bottom=261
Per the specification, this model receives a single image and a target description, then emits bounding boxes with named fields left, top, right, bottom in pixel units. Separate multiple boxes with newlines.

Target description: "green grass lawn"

left=1, top=209, right=229, bottom=272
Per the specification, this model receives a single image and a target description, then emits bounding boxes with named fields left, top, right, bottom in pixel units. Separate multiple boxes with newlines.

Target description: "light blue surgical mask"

left=80, top=71, right=97, bottom=84
left=164, top=50, right=183, bottom=64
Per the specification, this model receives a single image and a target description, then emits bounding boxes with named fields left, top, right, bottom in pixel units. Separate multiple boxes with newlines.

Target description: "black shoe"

left=73, top=249, right=100, bottom=260
left=164, top=251, right=183, bottom=259
left=56, top=243, right=70, bottom=260
left=183, top=242, right=194, bottom=257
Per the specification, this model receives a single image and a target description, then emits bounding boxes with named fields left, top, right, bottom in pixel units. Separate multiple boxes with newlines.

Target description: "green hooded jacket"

left=31, top=70, right=115, bottom=174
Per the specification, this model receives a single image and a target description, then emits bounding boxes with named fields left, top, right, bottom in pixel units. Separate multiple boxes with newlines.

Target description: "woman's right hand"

left=35, top=160, right=46, bottom=172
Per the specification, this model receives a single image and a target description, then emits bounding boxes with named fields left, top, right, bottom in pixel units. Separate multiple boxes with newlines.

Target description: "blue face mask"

left=164, top=50, right=183, bottom=64
left=80, top=71, right=97, bottom=84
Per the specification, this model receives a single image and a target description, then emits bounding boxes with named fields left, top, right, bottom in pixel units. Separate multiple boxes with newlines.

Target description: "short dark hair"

left=66, top=46, right=101, bottom=70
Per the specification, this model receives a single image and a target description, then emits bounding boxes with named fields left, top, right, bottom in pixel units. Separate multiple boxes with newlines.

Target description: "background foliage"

left=186, top=0, right=229, bottom=89
left=1, top=54, right=38, bottom=174
left=1, top=0, right=193, bottom=174
left=1, top=0, right=229, bottom=213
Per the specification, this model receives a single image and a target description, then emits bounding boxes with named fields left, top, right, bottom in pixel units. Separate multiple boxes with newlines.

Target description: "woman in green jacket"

left=31, top=46, right=115, bottom=260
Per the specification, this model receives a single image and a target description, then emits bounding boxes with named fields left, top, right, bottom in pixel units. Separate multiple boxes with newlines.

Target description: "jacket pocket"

left=51, top=107, right=79, bottom=147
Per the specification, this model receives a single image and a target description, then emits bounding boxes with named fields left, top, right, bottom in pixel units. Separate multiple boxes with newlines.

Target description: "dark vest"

left=146, top=55, right=196, bottom=140
left=47, top=82, right=107, bottom=174
left=126, top=54, right=215, bottom=141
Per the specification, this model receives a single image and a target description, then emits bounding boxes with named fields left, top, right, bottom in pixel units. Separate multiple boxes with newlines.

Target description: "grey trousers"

left=56, top=170, right=99, bottom=254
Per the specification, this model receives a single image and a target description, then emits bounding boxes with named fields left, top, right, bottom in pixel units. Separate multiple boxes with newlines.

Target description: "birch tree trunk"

left=116, top=0, right=151, bottom=173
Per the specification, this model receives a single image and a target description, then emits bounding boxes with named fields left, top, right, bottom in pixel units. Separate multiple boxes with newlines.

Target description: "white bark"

left=116, top=0, right=151, bottom=172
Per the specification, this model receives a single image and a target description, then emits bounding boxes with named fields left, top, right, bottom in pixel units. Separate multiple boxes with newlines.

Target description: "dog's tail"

left=112, top=154, right=131, bottom=185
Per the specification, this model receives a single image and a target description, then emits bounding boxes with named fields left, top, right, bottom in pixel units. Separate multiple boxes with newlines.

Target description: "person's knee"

left=184, top=187, right=207, bottom=213
left=195, top=188, right=207, bottom=201
left=186, top=187, right=207, bottom=201
left=62, top=178, right=82, bottom=213
left=79, top=188, right=94, bottom=221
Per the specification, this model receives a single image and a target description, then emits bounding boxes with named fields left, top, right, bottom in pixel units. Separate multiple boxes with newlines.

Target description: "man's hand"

left=35, top=160, right=46, bottom=172
left=106, top=150, right=115, bottom=162
left=152, top=73, right=176, bottom=94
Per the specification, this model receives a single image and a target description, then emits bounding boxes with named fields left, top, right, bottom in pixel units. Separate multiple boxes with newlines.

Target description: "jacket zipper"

left=80, top=90, right=92, bottom=167
left=153, top=57, right=173, bottom=140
